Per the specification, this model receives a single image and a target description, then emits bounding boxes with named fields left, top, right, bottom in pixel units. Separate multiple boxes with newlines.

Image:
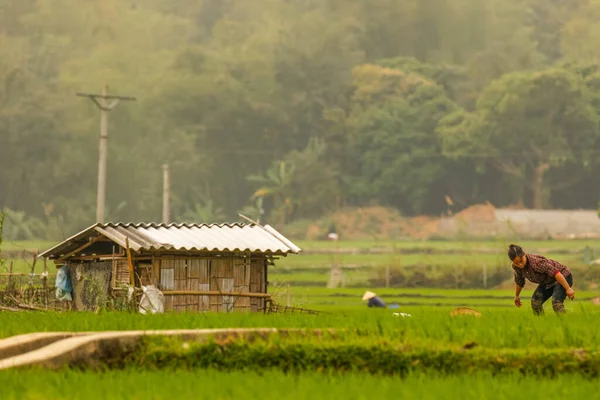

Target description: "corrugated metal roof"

left=39, top=222, right=302, bottom=259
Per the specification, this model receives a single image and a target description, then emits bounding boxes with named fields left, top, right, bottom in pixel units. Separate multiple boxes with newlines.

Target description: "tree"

left=466, top=0, right=545, bottom=88
left=284, top=138, right=340, bottom=219
left=377, top=56, right=475, bottom=108
left=336, top=64, right=459, bottom=214
left=561, top=0, right=600, bottom=63
left=1, top=208, right=40, bottom=241
left=439, top=68, right=599, bottom=208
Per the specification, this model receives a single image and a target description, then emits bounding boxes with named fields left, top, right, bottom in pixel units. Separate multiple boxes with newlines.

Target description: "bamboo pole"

left=43, top=258, right=48, bottom=307
left=0, top=273, right=52, bottom=276
left=125, top=238, right=135, bottom=286
left=31, top=252, right=37, bottom=275
left=162, top=290, right=271, bottom=298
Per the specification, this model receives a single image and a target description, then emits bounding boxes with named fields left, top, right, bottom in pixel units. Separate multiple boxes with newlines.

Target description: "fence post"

left=8, top=261, right=13, bottom=291
left=385, top=265, right=390, bottom=288
left=31, top=252, right=37, bottom=275
left=483, top=264, right=488, bottom=289
left=286, top=284, right=291, bottom=307
left=43, top=258, right=48, bottom=306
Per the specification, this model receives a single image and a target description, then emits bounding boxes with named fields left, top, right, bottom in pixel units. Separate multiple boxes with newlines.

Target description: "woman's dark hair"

left=508, top=244, right=525, bottom=260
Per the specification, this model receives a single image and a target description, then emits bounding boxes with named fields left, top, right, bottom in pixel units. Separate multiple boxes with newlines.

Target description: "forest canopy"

left=1, top=0, right=599, bottom=239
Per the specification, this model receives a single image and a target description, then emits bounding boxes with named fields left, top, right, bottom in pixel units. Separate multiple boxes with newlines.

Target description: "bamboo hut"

left=38, top=222, right=301, bottom=312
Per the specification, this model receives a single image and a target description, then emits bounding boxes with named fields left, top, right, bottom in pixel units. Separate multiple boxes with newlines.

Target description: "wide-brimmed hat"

left=362, top=291, right=377, bottom=301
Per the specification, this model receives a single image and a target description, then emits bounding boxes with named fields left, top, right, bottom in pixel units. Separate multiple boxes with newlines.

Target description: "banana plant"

left=247, top=160, right=295, bottom=228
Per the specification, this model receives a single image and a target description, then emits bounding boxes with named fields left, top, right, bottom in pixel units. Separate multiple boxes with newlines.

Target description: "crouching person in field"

left=508, top=244, right=575, bottom=315
left=362, top=291, right=386, bottom=308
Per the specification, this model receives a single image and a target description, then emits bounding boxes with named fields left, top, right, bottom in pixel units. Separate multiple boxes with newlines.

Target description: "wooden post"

left=385, top=265, right=390, bottom=288
left=327, top=238, right=341, bottom=289
left=125, top=238, right=135, bottom=286
left=8, top=261, right=13, bottom=291
left=31, top=252, right=37, bottom=276
left=43, top=258, right=48, bottom=306
left=483, top=264, right=488, bottom=289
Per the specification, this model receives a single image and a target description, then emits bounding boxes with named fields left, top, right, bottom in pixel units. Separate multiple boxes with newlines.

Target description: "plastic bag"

left=393, top=312, right=412, bottom=317
left=55, top=266, right=73, bottom=301
left=139, top=285, right=165, bottom=314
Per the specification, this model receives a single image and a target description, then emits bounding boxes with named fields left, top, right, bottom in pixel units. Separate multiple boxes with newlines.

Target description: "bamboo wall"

left=157, top=256, right=267, bottom=313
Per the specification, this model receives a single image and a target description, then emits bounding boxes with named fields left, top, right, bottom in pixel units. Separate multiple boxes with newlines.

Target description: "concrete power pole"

left=76, top=86, right=136, bottom=223
left=162, top=164, right=170, bottom=224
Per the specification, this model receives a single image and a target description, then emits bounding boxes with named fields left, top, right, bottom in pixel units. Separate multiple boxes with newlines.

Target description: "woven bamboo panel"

left=250, top=258, right=266, bottom=312
left=138, top=264, right=153, bottom=286
left=199, top=283, right=210, bottom=310
left=221, top=278, right=234, bottom=312
left=159, top=256, right=267, bottom=313
left=112, top=259, right=130, bottom=287
left=232, top=258, right=250, bottom=308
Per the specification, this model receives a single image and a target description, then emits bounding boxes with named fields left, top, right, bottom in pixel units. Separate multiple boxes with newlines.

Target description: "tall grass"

left=2, top=308, right=600, bottom=349
left=0, top=369, right=592, bottom=400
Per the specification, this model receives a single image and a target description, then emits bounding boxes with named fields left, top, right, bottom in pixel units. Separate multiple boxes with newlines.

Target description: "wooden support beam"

left=125, top=237, right=135, bottom=286
left=132, top=254, right=277, bottom=261
left=59, top=255, right=126, bottom=261
left=56, top=235, right=106, bottom=261
left=162, top=291, right=271, bottom=298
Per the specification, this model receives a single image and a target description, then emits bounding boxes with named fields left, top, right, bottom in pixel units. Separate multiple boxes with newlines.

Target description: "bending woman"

left=508, top=244, right=575, bottom=315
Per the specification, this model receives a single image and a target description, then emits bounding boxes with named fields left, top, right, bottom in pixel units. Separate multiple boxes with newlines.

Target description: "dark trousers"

left=531, top=274, right=573, bottom=315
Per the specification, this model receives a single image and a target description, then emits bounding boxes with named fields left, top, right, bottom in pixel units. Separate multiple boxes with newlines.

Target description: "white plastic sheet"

left=139, top=285, right=165, bottom=314
left=393, top=312, right=412, bottom=317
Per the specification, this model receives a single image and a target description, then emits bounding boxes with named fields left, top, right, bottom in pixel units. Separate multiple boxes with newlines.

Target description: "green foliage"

left=0, top=370, right=594, bottom=400
left=130, top=337, right=600, bottom=376
left=342, top=64, right=459, bottom=214
left=2, top=0, right=600, bottom=234
left=439, top=67, right=600, bottom=208
left=0, top=210, right=4, bottom=267
left=2, top=306, right=600, bottom=346
left=284, top=138, right=340, bottom=219
left=247, top=161, right=295, bottom=227
left=4, top=308, right=600, bottom=380
left=1, top=208, right=40, bottom=241
left=179, top=200, right=226, bottom=224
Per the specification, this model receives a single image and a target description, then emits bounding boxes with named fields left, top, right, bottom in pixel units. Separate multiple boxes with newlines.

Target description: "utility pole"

left=76, top=86, right=136, bottom=223
left=162, top=164, right=170, bottom=224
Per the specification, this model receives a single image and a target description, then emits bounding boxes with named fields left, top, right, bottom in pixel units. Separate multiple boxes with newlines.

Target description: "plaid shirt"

left=513, top=254, right=571, bottom=289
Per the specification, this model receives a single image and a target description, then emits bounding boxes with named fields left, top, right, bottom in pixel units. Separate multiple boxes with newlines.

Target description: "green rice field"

left=0, top=370, right=593, bottom=400
left=2, top=306, right=600, bottom=348
left=3, top=238, right=599, bottom=288
left=2, top=238, right=600, bottom=396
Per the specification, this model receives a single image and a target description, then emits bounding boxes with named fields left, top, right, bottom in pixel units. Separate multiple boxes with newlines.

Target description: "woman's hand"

left=567, top=288, right=575, bottom=300
left=514, top=296, right=522, bottom=307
